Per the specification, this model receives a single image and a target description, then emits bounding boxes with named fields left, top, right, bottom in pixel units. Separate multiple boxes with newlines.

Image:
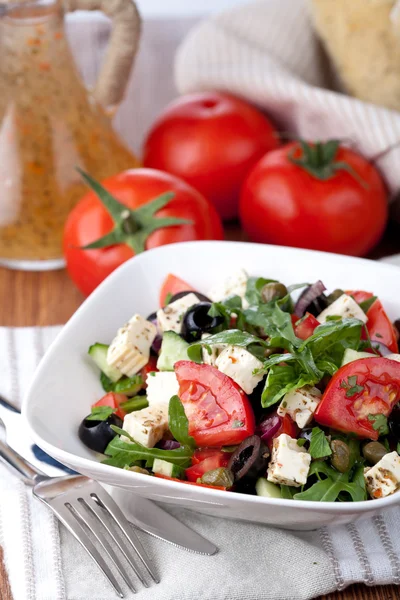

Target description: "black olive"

left=146, top=311, right=157, bottom=322
left=228, top=435, right=270, bottom=481
left=181, top=302, right=224, bottom=342
left=78, top=413, right=123, bottom=454
left=298, top=428, right=313, bottom=446
left=170, top=290, right=211, bottom=304
left=388, top=402, right=400, bottom=440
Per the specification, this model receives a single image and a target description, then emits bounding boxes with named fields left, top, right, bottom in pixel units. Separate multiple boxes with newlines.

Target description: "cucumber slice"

left=152, top=458, right=185, bottom=479
left=157, top=331, right=190, bottom=371
left=341, top=348, right=372, bottom=367
left=255, top=478, right=281, bottom=499
left=88, top=343, right=122, bottom=383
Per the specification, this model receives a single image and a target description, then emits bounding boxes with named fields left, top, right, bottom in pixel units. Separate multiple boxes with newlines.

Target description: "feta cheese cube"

left=107, top=314, right=157, bottom=378
left=215, top=345, right=264, bottom=394
left=364, top=451, right=400, bottom=499
left=207, top=268, right=249, bottom=309
left=317, top=294, right=368, bottom=324
left=201, top=333, right=226, bottom=367
left=122, top=404, right=169, bottom=448
left=267, top=434, right=311, bottom=487
left=277, top=386, right=322, bottom=429
left=157, top=293, right=199, bottom=334
left=386, top=354, right=400, bottom=363
left=146, top=371, right=179, bottom=407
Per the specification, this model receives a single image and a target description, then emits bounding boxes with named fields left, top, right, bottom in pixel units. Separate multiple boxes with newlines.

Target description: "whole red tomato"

left=240, top=141, right=388, bottom=256
left=63, top=169, right=223, bottom=296
left=143, top=92, right=280, bottom=220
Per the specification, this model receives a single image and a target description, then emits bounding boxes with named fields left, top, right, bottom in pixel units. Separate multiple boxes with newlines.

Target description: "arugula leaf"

left=280, top=485, right=298, bottom=499
left=309, top=427, right=332, bottom=459
left=188, top=329, right=268, bottom=363
left=261, top=363, right=317, bottom=408
left=100, top=372, right=114, bottom=393
left=100, top=372, right=143, bottom=395
left=294, top=460, right=367, bottom=502
left=165, top=292, right=173, bottom=305
left=245, top=277, right=277, bottom=305
left=368, top=414, right=389, bottom=436
left=103, top=436, right=193, bottom=468
left=168, top=395, right=196, bottom=449
left=86, top=405, right=116, bottom=421
left=359, top=296, right=377, bottom=314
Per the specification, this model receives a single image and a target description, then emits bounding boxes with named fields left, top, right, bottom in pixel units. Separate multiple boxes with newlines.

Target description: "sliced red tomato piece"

left=92, top=392, right=128, bottom=420
left=186, top=452, right=229, bottom=482
left=314, top=357, right=400, bottom=439
left=159, top=274, right=196, bottom=307
left=175, top=361, right=255, bottom=447
left=154, top=473, right=228, bottom=490
left=293, top=312, right=320, bottom=340
left=192, top=448, right=224, bottom=465
left=348, top=290, right=398, bottom=353
left=140, top=356, right=158, bottom=388
left=265, top=414, right=298, bottom=450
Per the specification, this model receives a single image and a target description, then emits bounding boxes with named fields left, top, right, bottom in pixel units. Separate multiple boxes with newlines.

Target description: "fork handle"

left=0, top=439, right=46, bottom=484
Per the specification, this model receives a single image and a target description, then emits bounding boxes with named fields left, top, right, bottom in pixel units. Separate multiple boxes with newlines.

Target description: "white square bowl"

left=23, top=241, right=400, bottom=530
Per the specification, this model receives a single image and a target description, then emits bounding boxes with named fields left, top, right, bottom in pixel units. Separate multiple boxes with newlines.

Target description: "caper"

left=330, top=439, right=350, bottom=473
left=327, top=289, right=345, bottom=305
left=201, top=467, right=234, bottom=488
left=261, top=282, right=288, bottom=303
left=362, top=441, right=388, bottom=466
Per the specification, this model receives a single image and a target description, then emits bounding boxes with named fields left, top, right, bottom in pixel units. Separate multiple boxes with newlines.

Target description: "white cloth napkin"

left=1, top=327, right=400, bottom=600
left=175, top=0, right=400, bottom=205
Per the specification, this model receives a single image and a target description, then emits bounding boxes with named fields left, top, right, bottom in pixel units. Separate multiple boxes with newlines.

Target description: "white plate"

left=23, top=241, right=400, bottom=530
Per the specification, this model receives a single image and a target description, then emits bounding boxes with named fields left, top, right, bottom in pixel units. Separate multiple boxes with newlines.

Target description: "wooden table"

left=0, top=223, right=399, bottom=600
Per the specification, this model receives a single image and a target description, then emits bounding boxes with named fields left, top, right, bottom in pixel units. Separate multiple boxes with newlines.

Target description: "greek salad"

left=79, top=270, right=400, bottom=502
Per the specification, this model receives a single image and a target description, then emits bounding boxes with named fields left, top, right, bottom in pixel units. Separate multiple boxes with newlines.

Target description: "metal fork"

left=0, top=418, right=159, bottom=597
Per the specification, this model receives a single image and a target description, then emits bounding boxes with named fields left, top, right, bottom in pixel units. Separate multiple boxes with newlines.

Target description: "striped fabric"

left=175, top=0, right=400, bottom=207
left=1, top=326, right=400, bottom=599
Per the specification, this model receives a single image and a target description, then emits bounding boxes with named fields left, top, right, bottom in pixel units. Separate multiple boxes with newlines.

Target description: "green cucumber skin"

left=88, top=343, right=122, bottom=383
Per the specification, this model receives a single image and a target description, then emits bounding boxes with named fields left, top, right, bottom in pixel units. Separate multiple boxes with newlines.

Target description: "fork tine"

left=72, top=499, right=137, bottom=594
left=92, top=490, right=160, bottom=584
left=87, top=497, right=149, bottom=588
left=54, top=502, right=124, bottom=598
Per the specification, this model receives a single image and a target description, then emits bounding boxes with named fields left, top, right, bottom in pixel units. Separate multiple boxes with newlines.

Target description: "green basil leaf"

left=168, top=395, right=196, bottom=449
left=261, top=364, right=317, bottom=408
left=245, top=277, right=277, bottom=305
left=86, top=405, right=116, bottom=421
left=188, top=329, right=268, bottom=363
left=243, top=302, right=300, bottom=350
left=301, top=318, right=363, bottom=367
left=309, top=427, right=332, bottom=459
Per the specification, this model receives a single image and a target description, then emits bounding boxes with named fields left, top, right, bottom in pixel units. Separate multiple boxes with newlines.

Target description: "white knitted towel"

left=175, top=0, right=400, bottom=203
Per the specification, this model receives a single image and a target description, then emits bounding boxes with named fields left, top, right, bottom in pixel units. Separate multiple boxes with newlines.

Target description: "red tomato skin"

left=240, top=143, right=388, bottom=256
left=175, top=361, right=255, bottom=447
left=93, top=392, right=128, bottom=420
left=63, top=169, right=224, bottom=296
left=159, top=274, right=195, bottom=307
left=294, top=313, right=320, bottom=340
left=154, top=473, right=227, bottom=491
left=266, top=414, right=298, bottom=451
left=315, top=357, right=400, bottom=439
left=143, top=92, right=280, bottom=220
left=348, top=291, right=398, bottom=353
left=185, top=452, right=229, bottom=482
left=140, top=356, right=158, bottom=388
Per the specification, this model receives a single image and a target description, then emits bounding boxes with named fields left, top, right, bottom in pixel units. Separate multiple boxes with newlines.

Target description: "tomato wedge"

left=141, top=356, right=158, bottom=387
left=159, top=274, right=195, bottom=307
left=348, top=291, right=398, bottom=353
left=314, top=357, right=400, bottom=439
left=92, top=392, right=128, bottom=420
left=154, top=473, right=227, bottom=490
left=293, top=313, right=320, bottom=341
left=175, top=361, right=255, bottom=447
left=185, top=451, right=229, bottom=482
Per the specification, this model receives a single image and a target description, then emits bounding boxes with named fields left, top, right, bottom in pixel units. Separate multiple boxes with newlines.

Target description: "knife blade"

left=108, top=485, right=218, bottom=555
